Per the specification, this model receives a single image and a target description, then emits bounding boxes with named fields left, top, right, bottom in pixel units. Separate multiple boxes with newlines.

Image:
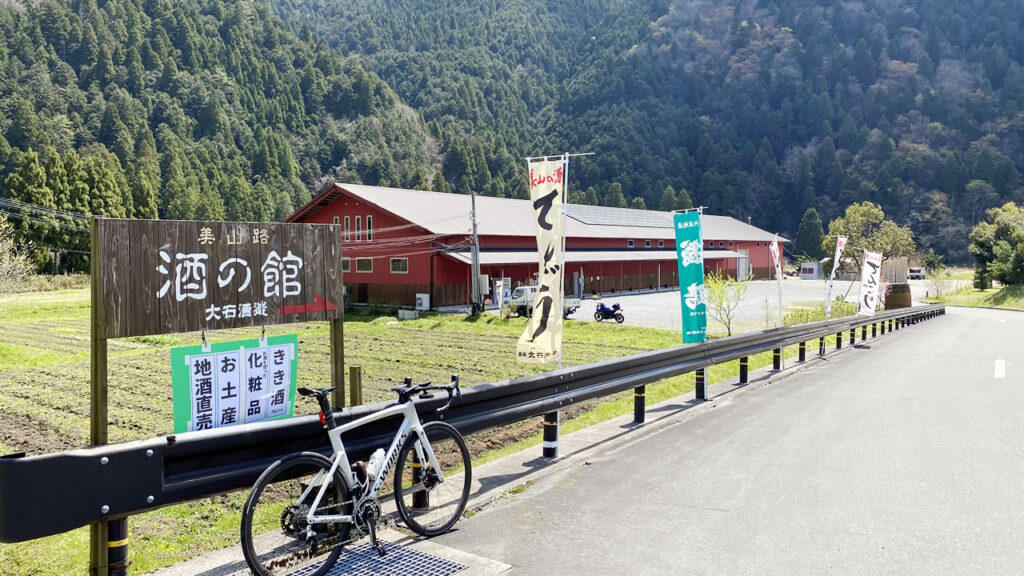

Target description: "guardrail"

left=0, top=304, right=944, bottom=544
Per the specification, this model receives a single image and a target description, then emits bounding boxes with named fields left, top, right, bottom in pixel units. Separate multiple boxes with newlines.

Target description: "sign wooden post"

left=330, top=318, right=345, bottom=409
left=87, top=218, right=344, bottom=576
left=89, top=216, right=109, bottom=576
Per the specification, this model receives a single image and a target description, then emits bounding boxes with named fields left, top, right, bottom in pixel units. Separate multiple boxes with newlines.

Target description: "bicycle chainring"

left=353, top=498, right=382, bottom=534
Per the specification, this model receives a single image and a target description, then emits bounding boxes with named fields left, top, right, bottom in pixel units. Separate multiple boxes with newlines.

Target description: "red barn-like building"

left=288, top=184, right=786, bottom=308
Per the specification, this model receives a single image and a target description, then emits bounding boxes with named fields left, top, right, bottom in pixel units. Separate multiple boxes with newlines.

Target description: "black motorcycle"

left=594, top=302, right=624, bottom=323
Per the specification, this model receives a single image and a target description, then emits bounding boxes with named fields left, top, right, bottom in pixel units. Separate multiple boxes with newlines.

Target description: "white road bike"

left=240, top=375, right=471, bottom=576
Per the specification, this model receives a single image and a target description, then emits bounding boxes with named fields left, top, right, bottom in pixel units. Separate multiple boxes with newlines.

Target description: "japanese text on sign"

left=674, top=211, right=707, bottom=343
left=172, top=335, right=298, bottom=433
left=94, top=219, right=343, bottom=339
left=517, top=157, right=567, bottom=364
left=157, top=250, right=304, bottom=303
left=858, top=250, right=884, bottom=316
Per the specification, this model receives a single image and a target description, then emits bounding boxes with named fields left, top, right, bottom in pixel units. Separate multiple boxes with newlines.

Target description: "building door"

left=737, top=249, right=750, bottom=279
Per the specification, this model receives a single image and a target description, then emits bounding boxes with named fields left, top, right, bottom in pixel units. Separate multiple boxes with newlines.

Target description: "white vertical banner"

left=824, top=235, right=847, bottom=319
left=189, top=355, right=216, bottom=431
left=267, top=345, right=292, bottom=418
left=215, top=350, right=242, bottom=427
left=243, top=347, right=270, bottom=423
left=858, top=250, right=884, bottom=316
left=517, top=156, right=567, bottom=364
left=769, top=234, right=784, bottom=328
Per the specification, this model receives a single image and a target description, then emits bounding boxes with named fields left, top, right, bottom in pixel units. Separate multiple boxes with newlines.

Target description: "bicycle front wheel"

left=241, top=452, right=352, bottom=576
left=394, top=421, right=472, bottom=536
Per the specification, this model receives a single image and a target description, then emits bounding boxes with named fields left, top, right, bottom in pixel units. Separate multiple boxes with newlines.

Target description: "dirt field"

left=0, top=287, right=695, bottom=574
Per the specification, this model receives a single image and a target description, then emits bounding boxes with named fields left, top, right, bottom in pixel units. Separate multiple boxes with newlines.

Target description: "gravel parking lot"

left=569, top=278, right=940, bottom=334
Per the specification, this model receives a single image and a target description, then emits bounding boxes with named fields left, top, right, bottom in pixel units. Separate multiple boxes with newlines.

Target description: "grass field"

left=928, top=283, right=1024, bottom=310
left=0, top=286, right=818, bottom=574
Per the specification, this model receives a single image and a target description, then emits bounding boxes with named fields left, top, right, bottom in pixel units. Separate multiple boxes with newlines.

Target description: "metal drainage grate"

left=287, top=542, right=466, bottom=576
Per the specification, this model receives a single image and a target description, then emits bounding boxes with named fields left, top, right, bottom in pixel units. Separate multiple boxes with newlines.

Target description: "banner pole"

left=558, top=153, right=568, bottom=370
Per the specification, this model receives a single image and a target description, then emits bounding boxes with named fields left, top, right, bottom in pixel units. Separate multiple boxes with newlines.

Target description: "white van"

left=509, top=285, right=580, bottom=318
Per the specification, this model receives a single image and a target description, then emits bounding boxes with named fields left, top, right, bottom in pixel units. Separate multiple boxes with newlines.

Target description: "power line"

left=0, top=197, right=90, bottom=221
left=0, top=208, right=91, bottom=233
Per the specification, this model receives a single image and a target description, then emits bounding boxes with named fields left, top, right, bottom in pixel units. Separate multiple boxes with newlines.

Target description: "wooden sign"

left=94, top=219, right=343, bottom=338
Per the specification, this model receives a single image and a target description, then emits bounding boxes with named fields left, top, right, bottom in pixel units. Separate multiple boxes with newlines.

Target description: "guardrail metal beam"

left=0, top=304, right=945, bottom=543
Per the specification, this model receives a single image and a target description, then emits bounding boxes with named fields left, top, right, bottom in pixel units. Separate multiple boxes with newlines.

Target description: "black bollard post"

left=107, top=518, right=129, bottom=576
left=772, top=348, right=781, bottom=370
left=849, top=328, right=856, bottom=346
left=412, top=452, right=428, bottom=508
left=739, top=357, right=748, bottom=384
left=634, top=386, right=645, bottom=424
left=799, top=341, right=806, bottom=362
left=836, top=332, right=843, bottom=350
left=861, top=325, right=867, bottom=340
left=819, top=336, right=826, bottom=356
left=542, top=412, right=559, bottom=458
left=696, top=368, right=707, bottom=400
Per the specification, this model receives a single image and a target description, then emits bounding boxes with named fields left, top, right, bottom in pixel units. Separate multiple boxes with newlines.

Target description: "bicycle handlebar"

left=390, top=374, right=460, bottom=412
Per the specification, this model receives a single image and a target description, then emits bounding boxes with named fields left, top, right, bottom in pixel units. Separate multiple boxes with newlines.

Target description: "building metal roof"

left=447, top=249, right=746, bottom=266
left=291, top=183, right=786, bottom=243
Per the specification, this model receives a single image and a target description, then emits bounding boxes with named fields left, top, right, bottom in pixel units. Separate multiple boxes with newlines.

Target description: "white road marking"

left=994, top=357, right=1006, bottom=379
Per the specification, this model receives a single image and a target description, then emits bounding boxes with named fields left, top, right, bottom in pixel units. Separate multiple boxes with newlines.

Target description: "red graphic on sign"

left=281, top=293, right=339, bottom=315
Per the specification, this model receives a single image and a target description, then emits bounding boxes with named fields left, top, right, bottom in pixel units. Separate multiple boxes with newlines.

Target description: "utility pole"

left=470, top=189, right=482, bottom=315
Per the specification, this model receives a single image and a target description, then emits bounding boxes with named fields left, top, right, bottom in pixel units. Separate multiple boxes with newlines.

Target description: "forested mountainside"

left=2, top=0, right=1023, bottom=266
left=0, top=0, right=438, bottom=258
left=268, top=0, right=1024, bottom=263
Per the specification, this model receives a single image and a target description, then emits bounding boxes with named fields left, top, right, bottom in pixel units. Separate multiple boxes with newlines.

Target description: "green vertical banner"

left=674, top=211, right=706, bottom=343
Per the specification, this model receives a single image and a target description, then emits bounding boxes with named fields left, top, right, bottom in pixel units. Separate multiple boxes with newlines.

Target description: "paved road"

left=436, top=306, right=1024, bottom=575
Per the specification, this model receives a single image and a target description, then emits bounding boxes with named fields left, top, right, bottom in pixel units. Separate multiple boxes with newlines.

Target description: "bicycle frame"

left=303, top=400, right=444, bottom=527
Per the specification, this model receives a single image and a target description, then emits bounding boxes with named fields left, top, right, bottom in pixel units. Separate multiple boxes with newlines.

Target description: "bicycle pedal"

left=375, top=542, right=387, bottom=557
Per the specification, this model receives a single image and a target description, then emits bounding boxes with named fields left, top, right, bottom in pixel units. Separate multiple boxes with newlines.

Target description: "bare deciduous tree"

left=705, top=270, right=749, bottom=336
left=0, top=215, right=32, bottom=294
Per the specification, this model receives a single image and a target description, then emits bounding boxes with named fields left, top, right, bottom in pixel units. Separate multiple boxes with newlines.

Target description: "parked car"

left=509, top=285, right=580, bottom=318
left=908, top=267, right=926, bottom=280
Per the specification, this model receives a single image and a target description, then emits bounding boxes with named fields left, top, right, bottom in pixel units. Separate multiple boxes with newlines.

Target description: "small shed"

left=799, top=261, right=823, bottom=280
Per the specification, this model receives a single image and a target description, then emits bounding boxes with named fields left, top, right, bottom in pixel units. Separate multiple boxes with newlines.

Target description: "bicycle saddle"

left=297, top=387, right=336, bottom=398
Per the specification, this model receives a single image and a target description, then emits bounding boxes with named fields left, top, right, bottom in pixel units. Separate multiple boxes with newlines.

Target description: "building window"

left=333, top=216, right=339, bottom=225
left=718, top=241, right=724, bottom=247
left=356, top=258, right=372, bottom=273
left=628, top=240, right=635, bottom=248
left=658, top=240, right=664, bottom=248
left=645, top=240, right=652, bottom=248
left=366, top=215, right=373, bottom=241
left=341, top=258, right=351, bottom=272
left=756, top=242, right=760, bottom=247
left=729, top=241, right=734, bottom=247
left=344, top=216, right=350, bottom=241
left=355, top=216, right=362, bottom=241
left=390, top=258, right=409, bottom=274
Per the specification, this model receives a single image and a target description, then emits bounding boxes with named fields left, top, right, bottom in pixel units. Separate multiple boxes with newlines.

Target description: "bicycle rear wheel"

left=394, top=421, right=472, bottom=536
left=241, top=452, right=352, bottom=576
